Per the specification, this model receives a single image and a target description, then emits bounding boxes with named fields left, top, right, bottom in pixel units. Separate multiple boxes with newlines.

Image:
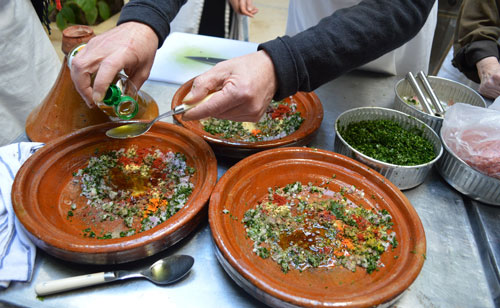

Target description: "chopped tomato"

left=271, top=104, right=291, bottom=119
left=251, top=129, right=261, bottom=136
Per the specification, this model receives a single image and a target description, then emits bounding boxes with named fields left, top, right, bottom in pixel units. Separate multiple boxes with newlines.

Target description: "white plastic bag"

left=441, top=103, right=500, bottom=180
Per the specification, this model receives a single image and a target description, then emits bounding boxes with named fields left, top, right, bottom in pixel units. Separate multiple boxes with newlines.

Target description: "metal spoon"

left=105, top=93, right=215, bottom=139
left=35, top=254, right=194, bottom=296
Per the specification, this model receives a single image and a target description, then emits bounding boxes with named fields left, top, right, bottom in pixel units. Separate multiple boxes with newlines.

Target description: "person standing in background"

left=452, top=0, right=500, bottom=99
left=285, top=0, right=438, bottom=76
left=0, top=0, right=60, bottom=146
left=70, top=0, right=436, bottom=123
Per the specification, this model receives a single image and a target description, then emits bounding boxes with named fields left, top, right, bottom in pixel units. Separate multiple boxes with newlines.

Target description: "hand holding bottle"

left=69, top=22, right=159, bottom=108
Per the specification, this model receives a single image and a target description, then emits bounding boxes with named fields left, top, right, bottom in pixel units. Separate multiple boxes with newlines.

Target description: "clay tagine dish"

left=209, top=147, right=426, bottom=307
left=12, top=122, right=217, bottom=264
left=171, top=78, right=324, bottom=158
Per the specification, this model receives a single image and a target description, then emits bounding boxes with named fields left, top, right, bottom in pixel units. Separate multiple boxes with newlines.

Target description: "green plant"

left=50, top=0, right=122, bottom=30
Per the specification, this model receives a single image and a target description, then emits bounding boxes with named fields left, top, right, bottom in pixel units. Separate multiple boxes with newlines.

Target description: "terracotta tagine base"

left=209, top=147, right=426, bottom=307
left=26, top=25, right=159, bottom=143
left=13, top=121, right=217, bottom=264
left=172, top=78, right=324, bottom=158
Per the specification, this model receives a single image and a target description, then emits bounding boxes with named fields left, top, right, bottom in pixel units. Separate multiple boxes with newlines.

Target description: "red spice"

left=152, top=158, right=165, bottom=170
left=118, top=156, right=132, bottom=165
left=273, top=194, right=287, bottom=206
left=318, top=210, right=334, bottom=221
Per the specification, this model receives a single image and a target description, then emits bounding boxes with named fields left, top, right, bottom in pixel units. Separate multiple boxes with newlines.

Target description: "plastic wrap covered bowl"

left=334, top=107, right=442, bottom=190
left=437, top=133, right=500, bottom=206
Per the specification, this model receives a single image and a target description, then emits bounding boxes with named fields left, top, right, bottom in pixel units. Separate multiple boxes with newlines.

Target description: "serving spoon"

left=35, top=254, right=194, bottom=296
left=105, top=93, right=215, bottom=139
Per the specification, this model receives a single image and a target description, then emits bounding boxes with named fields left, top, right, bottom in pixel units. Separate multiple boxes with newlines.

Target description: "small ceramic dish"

left=209, top=147, right=426, bottom=308
left=13, top=122, right=217, bottom=264
left=171, top=79, right=324, bottom=158
left=394, top=76, right=486, bottom=133
left=334, top=107, right=443, bottom=190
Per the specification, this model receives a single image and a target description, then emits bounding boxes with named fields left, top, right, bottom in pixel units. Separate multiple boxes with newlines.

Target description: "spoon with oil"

left=35, top=254, right=194, bottom=296
left=106, top=93, right=215, bottom=139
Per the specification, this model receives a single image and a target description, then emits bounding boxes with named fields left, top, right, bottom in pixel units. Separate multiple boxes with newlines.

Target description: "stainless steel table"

left=2, top=71, right=498, bottom=308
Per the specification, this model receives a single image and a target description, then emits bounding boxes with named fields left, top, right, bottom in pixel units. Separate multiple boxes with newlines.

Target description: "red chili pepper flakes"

left=273, top=194, right=287, bottom=206
left=152, top=158, right=165, bottom=170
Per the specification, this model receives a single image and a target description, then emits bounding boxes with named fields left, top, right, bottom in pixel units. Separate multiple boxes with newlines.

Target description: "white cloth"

left=286, top=0, right=438, bottom=75
left=0, top=142, right=43, bottom=288
left=170, top=0, right=205, bottom=34
left=169, top=0, right=248, bottom=41
left=0, top=0, right=60, bottom=147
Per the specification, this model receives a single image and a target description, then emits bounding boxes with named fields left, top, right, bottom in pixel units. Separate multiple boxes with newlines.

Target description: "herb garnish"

left=339, top=119, right=435, bottom=165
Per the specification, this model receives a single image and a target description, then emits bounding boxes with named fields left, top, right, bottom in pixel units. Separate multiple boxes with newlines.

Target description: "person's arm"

left=183, top=0, right=435, bottom=122
left=118, top=0, right=187, bottom=48
left=71, top=0, right=186, bottom=108
left=259, top=0, right=436, bottom=100
left=452, top=0, right=500, bottom=84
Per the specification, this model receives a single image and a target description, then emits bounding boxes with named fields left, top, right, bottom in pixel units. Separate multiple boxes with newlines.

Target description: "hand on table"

left=70, top=22, right=159, bottom=108
left=476, top=56, right=500, bottom=99
left=228, top=0, right=259, bottom=17
left=182, top=50, right=277, bottom=122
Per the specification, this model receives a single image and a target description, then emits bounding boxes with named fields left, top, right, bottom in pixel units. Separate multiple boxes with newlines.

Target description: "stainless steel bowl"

left=394, top=76, right=486, bottom=133
left=436, top=134, right=500, bottom=206
left=334, top=107, right=443, bottom=190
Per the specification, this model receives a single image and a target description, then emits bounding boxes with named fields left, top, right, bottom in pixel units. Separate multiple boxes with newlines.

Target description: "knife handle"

left=35, top=272, right=114, bottom=296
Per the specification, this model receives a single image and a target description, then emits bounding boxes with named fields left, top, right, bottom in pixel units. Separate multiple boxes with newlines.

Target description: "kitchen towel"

left=0, top=142, right=43, bottom=288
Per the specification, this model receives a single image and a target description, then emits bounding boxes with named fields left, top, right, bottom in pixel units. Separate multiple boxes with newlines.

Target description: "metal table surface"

left=1, top=71, right=498, bottom=308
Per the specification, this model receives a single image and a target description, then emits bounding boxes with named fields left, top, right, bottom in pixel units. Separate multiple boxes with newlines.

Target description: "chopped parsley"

left=243, top=181, right=397, bottom=274
left=202, top=100, right=304, bottom=142
left=339, top=119, right=436, bottom=165
left=71, top=146, right=196, bottom=239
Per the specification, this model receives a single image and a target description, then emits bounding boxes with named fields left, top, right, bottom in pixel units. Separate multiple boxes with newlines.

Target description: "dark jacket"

left=452, top=0, right=500, bottom=83
left=118, top=0, right=435, bottom=100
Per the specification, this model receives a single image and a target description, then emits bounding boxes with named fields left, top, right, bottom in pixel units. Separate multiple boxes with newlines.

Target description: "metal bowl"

left=394, top=76, right=486, bottom=133
left=436, top=133, right=500, bottom=206
left=334, top=107, right=443, bottom=190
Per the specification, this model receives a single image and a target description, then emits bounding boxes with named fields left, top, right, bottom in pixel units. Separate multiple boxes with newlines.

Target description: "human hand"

left=476, top=56, right=500, bottom=99
left=182, top=50, right=277, bottom=122
left=228, top=0, right=258, bottom=17
left=70, top=22, right=159, bottom=108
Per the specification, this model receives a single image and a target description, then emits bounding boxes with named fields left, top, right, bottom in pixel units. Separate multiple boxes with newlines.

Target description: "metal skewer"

left=417, top=71, right=445, bottom=116
left=405, top=72, right=434, bottom=115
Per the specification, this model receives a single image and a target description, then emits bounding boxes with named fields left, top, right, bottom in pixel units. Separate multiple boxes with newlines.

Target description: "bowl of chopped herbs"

left=335, top=107, right=442, bottom=190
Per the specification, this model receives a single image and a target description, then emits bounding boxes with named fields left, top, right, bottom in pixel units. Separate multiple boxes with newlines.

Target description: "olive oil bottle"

left=68, top=44, right=153, bottom=121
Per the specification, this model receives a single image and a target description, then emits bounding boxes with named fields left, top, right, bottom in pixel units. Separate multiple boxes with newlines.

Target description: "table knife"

left=185, top=56, right=227, bottom=65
